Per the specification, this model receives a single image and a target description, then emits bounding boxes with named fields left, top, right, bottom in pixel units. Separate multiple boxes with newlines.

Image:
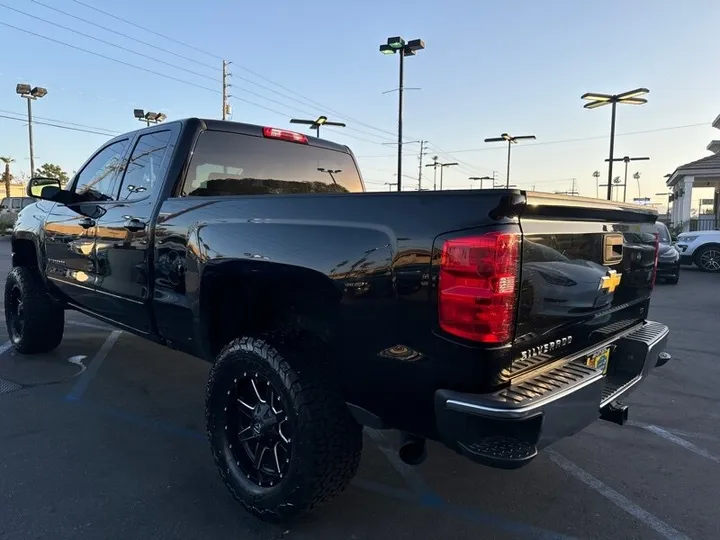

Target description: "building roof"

left=666, top=151, right=720, bottom=187
left=713, top=113, right=720, bottom=130
left=707, top=140, right=720, bottom=154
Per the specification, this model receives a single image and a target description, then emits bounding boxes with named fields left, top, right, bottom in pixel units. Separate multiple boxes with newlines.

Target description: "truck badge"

left=520, top=336, right=573, bottom=360
left=599, top=270, right=622, bottom=294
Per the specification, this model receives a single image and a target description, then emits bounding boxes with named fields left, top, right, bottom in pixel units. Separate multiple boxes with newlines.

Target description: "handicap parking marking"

left=547, top=450, right=692, bottom=540
left=65, top=330, right=122, bottom=401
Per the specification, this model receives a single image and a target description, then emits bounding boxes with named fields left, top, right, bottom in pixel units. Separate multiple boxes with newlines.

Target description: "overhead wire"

left=64, top=0, right=411, bottom=143
left=0, top=113, right=117, bottom=136
left=28, top=0, right=221, bottom=72
left=0, top=109, right=118, bottom=135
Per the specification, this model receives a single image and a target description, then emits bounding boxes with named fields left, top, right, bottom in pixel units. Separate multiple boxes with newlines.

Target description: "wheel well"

left=200, top=261, right=341, bottom=359
left=12, top=239, right=38, bottom=268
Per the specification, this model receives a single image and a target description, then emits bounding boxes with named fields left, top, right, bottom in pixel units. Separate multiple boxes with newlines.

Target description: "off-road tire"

left=4, top=266, right=64, bottom=354
left=205, top=336, right=363, bottom=523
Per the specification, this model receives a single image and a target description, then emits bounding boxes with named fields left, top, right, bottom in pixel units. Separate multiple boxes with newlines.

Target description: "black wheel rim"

left=225, top=372, right=292, bottom=487
left=8, top=285, right=24, bottom=340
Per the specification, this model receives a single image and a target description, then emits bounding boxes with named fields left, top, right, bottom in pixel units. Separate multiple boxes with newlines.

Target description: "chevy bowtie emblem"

left=599, top=270, right=622, bottom=294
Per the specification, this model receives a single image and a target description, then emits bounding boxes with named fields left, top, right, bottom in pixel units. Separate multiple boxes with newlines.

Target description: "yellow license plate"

left=586, top=347, right=611, bottom=374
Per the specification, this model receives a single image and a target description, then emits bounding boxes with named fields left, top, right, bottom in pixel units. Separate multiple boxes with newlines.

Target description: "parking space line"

left=638, top=424, right=720, bottom=465
left=548, top=450, right=692, bottom=540
left=0, top=340, right=12, bottom=356
left=65, top=330, right=122, bottom=401
left=67, top=321, right=113, bottom=332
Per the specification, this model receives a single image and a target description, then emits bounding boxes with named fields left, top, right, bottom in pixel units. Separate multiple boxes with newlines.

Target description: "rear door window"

left=180, top=130, right=363, bottom=196
left=11, top=198, right=21, bottom=210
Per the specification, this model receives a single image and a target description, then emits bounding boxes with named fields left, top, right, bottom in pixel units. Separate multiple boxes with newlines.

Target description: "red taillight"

left=262, top=127, right=308, bottom=144
left=438, top=232, right=520, bottom=344
left=650, top=231, right=660, bottom=289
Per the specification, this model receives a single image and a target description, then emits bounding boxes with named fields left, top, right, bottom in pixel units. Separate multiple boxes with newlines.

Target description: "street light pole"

left=16, top=83, right=48, bottom=177
left=469, top=176, right=493, bottom=190
left=593, top=170, right=601, bottom=199
left=439, top=162, right=458, bottom=190
left=26, top=96, right=35, bottom=176
left=581, top=88, right=649, bottom=201
left=380, top=37, right=425, bottom=192
left=484, top=133, right=536, bottom=187
left=604, top=155, right=650, bottom=202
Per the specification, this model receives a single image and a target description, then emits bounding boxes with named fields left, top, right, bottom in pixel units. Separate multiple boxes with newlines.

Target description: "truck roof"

left=127, top=117, right=353, bottom=155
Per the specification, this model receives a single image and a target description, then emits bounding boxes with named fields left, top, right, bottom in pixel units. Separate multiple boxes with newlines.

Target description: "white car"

left=675, top=230, right=720, bottom=272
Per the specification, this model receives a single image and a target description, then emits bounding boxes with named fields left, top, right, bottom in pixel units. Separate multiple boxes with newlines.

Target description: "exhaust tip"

left=398, top=432, right=427, bottom=465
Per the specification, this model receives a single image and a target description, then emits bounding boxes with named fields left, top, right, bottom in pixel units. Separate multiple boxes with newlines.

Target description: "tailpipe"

left=600, top=402, right=629, bottom=426
left=398, top=432, right=427, bottom=465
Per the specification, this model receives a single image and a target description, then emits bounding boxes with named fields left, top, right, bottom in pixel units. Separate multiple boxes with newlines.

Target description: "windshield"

left=654, top=222, right=671, bottom=243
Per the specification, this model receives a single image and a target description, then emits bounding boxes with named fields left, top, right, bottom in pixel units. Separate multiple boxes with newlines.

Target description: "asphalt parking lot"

left=0, top=237, right=718, bottom=540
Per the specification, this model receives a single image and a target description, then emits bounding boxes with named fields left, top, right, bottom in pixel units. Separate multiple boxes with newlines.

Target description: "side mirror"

left=27, top=177, right=62, bottom=199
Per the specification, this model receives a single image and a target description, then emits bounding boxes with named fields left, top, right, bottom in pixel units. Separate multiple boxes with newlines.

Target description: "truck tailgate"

left=511, top=193, right=659, bottom=377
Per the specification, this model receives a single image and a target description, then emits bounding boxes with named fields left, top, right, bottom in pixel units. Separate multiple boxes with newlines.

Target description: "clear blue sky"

left=1, top=0, right=719, bottom=207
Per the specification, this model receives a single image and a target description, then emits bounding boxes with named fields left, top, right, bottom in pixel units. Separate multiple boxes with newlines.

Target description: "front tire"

left=4, top=266, right=64, bottom=354
left=205, top=336, right=362, bottom=523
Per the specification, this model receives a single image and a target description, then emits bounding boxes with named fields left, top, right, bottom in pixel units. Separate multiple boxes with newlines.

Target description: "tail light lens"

left=438, top=232, right=520, bottom=344
left=650, top=231, right=660, bottom=289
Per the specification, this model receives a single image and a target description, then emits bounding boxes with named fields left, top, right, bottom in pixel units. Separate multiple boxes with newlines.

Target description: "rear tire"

left=205, top=336, right=362, bottom=523
left=4, top=266, right=64, bottom=354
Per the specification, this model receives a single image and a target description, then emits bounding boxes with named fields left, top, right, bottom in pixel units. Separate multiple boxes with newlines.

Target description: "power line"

left=68, top=0, right=223, bottom=61
left=1, top=3, right=218, bottom=83
left=29, top=0, right=220, bottom=72
left=356, top=122, right=710, bottom=158
left=1, top=6, right=339, bottom=126
left=0, top=22, right=341, bottom=124
left=66, top=0, right=410, bottom=143
left=0, top=109, right=118, bottom=134
left=0, top=113, right=116, bottom=136
left=0, top=21, right=219, bottom=93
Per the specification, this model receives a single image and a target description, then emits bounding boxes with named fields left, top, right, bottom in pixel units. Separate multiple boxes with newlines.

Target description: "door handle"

left=79, top=217, right=95, bottom=229
left=123, top=218, right=147, bottom=232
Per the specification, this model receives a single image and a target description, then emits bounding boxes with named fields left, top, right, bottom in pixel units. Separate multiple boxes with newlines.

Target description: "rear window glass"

left=180, top=130, right=363, bottom=197
left=654, top=222, right=671, bottom=243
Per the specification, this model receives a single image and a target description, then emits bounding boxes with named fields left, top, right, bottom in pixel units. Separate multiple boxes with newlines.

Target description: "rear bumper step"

left=435, top=320, right=669, bottom=469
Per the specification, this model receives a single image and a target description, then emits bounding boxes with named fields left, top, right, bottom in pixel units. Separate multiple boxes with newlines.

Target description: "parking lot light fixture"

left=484, top=133, right=536, bottom=187
left=134, top=109, right=167, bottom=127
left=379, top=35, right=425, bottom=192
left=16, top=82, right=48, bottom=177
left=290, top=116, right=346, bottom=138
left=581, top=88, right=649, bottom=200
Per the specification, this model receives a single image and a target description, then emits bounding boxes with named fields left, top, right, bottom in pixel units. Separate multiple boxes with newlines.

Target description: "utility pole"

left=569, top=178, right=578, bottom=196
left=417, top=140, right=427, bottom=190
left=222, top=60, right=231, bottom=120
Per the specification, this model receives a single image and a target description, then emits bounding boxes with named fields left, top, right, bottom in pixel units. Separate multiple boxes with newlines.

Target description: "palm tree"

left=0, top=156, right=14, bottom=199
left=633, top=171, right=641, bottom=199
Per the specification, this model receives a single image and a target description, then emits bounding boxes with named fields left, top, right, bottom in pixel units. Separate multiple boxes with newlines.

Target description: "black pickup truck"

left=7, top=118, right=670, bottom=522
